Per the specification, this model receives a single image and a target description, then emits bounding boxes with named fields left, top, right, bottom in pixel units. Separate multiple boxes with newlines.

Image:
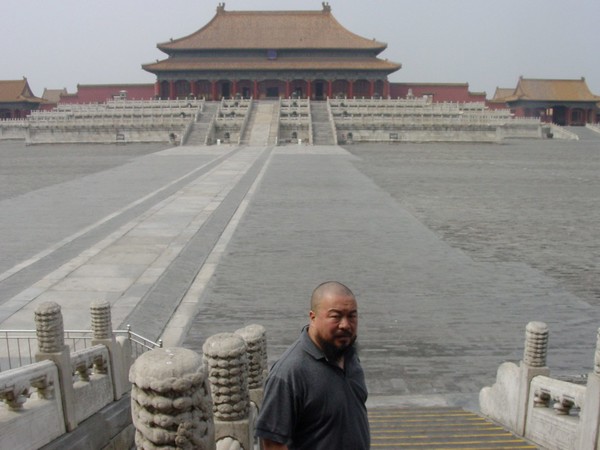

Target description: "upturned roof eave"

left=142, top=60, right=401, bottom=74
left=142, top=66, right=401, bottom=74
left=158, top=44, right=388, bottom=53
left=505, top=96, right=599, bottom=103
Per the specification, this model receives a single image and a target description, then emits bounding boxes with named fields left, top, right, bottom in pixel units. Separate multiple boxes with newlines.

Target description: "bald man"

left=255, top=281, right=370, bottom=450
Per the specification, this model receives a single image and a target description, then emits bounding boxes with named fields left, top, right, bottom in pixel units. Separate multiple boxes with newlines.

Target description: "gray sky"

left=3, top=0, right=599, bottom=98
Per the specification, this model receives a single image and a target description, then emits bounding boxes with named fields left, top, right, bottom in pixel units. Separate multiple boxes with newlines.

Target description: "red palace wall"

left=59, top=84, right=155, bottom=104
left=390, top=83, right=486, bottom=103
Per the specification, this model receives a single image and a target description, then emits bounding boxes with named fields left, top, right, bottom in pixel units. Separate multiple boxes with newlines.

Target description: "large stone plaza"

left=1, top=130, right=599, bottom=414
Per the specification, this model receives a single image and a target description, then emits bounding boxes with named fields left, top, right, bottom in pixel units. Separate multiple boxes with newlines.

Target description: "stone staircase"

left=567, top=125, right=600, bottom=141
left=240, top=101, right=278, bottom=146
left=310, top=101, right=336, bottom=145
left=182, top=102, right=218, bottom=145
left=368, top=407, right=536, bottom=449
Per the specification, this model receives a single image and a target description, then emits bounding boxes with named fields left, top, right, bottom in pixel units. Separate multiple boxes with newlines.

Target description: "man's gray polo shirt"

left=255, top=326, right=370, bottom=449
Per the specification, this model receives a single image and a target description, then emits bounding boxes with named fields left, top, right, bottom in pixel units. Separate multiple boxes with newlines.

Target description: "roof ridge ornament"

left=322, top=2, right=331, bottom=12
left=217, top=2, right=225, bottom=13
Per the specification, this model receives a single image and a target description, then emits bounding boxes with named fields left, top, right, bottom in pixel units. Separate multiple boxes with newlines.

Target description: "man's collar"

left=300, top=325, right=326, bottom=360
left=300, top=325, right=356, bottom=363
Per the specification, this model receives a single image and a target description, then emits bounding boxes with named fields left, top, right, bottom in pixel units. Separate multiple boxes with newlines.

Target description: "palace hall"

left=142, top=2, right=401, bottom=101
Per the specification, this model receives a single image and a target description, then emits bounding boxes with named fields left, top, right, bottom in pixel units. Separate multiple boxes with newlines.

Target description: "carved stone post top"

left=90, top=299, right=110, bottom=309
left=523, top=321, right=549, bottom=368
left=35, top=301, right=65, bottom=353
left=234, top=324, right=266, bottom=342
left=90, top=300, right=112, bottom=340
left=526, top=321, right=549, bottom=334
left=35, top=301, right=62, bottom=318
left=129, top=347, right=204, bottom=392
left=203, top=332, right=247, bottom=358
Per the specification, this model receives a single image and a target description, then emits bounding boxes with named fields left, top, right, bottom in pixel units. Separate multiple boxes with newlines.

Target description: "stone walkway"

left=1, top=137, right=599, bottom=413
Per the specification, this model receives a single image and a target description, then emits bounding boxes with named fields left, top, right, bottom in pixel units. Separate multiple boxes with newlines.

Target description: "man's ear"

left=309, top=310, right=316, bottom=322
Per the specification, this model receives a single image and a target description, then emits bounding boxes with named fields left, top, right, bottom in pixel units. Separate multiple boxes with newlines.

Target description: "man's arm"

left=261, top=438, right=289, bottom=450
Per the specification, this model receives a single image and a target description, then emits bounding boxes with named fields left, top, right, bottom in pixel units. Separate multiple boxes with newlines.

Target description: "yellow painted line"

left=369, top=412, right=477, bottom=418
left=369, top=417, right=488, bottom=424
left=372, top=433, right=518, bottom=440
left=370, top=426, right=505, bottom=434
left=371, top=444, right=538, bottom=450
left=370, top=439, right=535, bottom=447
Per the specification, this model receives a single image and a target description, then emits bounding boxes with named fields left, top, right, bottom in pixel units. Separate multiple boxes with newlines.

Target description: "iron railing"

left=0, top=325, right=162, bottom=372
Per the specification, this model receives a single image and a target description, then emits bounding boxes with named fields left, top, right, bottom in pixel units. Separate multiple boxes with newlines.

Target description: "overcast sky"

left=3, top=0, right=599, bottom=98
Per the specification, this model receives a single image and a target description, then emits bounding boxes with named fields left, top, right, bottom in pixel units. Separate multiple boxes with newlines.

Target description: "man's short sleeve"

left=255, top=374, right=297, bottom=445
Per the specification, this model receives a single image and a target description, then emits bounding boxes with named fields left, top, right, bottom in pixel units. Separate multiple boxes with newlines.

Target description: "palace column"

left=232, top=80, right=238, bottom=97
left=154, top=81, right=160, bottom=98
left=369, top=80, right=375, bottom=98
left=307, top=80, right=312, bottom=99
left=169, top=81, right=175, bottom=100
left=384, top=80, right=390, bottom=98
left=285, top=80, right=291, bottom=98
left=190, top=80, right=198, bottom=98
left=348, top=80, right=354, bottom=99
left=253, top=80, right=259, bottom=99
left=211, top=80, right=218, bottom=101
left=327, top=80, right=333, bottom=99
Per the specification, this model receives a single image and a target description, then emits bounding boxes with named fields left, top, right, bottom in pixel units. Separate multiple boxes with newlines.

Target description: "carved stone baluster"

left=129, top=347, right=215, bottom=450
left=90, top=300, right=126, bottom=398
left=594, top=328, right=600, bottom=376
left=203, top=332, right=251, bottom=450
left=35, top=302, right=77, bottom=431
left=90, top=299, right=112, bottom=340
left=515, top=321, right=551, bottom=436
left=235, top=324, right=267, bottom=410
left=578, top=328, right=600, bottom=450
left=523, top=321, right=549, bottom=368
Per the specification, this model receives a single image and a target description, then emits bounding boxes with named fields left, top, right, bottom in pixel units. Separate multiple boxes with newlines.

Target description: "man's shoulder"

left=269, top=332, right=320, bottom=375
left=270, top=337, right=306, bottom=373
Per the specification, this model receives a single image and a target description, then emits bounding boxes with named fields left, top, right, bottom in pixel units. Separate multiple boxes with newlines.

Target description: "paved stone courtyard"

left=1, top=133, right=598, bottom=409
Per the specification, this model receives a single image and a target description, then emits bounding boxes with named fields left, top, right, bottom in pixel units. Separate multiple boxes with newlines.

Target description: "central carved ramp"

left=368, top=407, right=536, bottom=449
left=243, top=101, right=278, bottom=146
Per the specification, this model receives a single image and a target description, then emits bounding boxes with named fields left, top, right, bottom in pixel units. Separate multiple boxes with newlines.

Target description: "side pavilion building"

left=0, top=78, right=44, bottom=119
left=142, top=3, right=401, bottom=101
left=493, top=77, right=600, bottom=125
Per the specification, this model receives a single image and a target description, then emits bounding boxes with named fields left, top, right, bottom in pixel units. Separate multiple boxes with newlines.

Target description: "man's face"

left=309, top=292, right=358, bottom=360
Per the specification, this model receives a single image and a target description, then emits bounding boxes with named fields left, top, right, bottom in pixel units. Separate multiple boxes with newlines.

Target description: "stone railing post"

left=90, top=300, right=127, bottom=399
left=516, top=321, right=551, bottom=435
left=235, top=324, right=267, bottom=410
left=129, top=347, right=215, bottom=450
left=34, top=301, right=78, bottom=431
left=203, top=333, right=252, bottom=450
left=578, top=328, right=600, bottom=450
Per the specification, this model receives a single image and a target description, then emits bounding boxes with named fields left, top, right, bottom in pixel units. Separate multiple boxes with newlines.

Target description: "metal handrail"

left=0, top=325, right=162, bottom=372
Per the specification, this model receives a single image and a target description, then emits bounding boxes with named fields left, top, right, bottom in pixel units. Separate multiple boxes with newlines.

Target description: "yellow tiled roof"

left=0, top=79, right=44, bottom=103
left=159, top=6, right=388, bottom=51
left=491, top=87, right=515, bottom=101
left=42, top=88, right=68, bottom=103
left=506, top=78, right=600, bottom=102
left=143, top=56, right=400, bottom=72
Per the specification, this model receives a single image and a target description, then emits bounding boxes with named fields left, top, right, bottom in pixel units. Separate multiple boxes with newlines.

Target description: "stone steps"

left=183, top=102, right=218, bottom=145
left=310, top=102, right=335, bottom=145
left=247, top=102, right=276, bottom=146
left=369, top=407, right=536, bottom=449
